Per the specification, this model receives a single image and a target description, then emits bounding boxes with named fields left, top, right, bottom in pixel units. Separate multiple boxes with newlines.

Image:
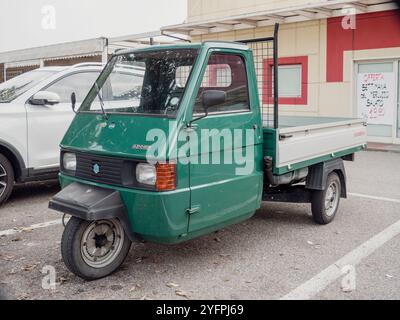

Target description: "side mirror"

left=188, top=90, right=227, bottom=127
left=30, top=91, right=61, bottom=106
left=71, top=92, right=77, bottom=113
left=202, top=90, right=226, bottom=109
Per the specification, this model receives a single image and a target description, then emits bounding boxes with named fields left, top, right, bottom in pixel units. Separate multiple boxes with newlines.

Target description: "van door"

left=26, top=71, right=99, bottom=170
left=187, top=51, right=263, bottom=234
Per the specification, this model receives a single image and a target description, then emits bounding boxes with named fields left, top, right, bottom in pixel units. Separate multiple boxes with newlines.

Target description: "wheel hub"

left=81, top=219, right=125, bottom=268
left=0, top=164, right=7, bottom=198
left=324, top=181, right=339, bottom=217
left=94, top=233, right=109, bottom=248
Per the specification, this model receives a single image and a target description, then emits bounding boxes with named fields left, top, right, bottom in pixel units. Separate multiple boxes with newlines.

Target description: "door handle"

left=186, top=205, right=201, bottom=215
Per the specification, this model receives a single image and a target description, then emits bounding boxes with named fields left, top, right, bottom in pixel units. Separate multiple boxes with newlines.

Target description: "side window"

left=193, top=54, right=250, bottom=115
left=45, top=72, right=99, bottom=103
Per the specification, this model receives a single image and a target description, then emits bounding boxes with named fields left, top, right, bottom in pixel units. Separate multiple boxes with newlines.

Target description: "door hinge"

left=186, top=205, right=201, bottom=215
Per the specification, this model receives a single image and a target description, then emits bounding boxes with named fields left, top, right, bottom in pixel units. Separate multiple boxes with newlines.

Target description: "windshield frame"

left=78, top=46, right=201, bottom=119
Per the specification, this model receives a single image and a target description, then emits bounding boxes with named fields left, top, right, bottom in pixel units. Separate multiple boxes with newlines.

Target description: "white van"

left=0, top=62, right=143, bottom=204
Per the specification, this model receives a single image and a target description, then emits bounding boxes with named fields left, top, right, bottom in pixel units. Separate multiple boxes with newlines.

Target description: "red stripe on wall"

left=327, top=9, right=400, bottom=82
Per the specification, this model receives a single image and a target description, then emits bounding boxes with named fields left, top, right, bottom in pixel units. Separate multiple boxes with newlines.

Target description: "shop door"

left=357, top=61, right=398, bottom=143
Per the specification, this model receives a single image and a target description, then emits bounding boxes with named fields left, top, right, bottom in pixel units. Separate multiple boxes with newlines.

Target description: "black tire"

left=0, top=154, right=14, bottom=206
left=311, top=172, right=341, bottom=225
left=61, top=217, right=132, bottom=280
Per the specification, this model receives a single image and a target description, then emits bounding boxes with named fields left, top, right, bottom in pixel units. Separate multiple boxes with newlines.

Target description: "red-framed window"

left=263, top=56, right=308, bottom=105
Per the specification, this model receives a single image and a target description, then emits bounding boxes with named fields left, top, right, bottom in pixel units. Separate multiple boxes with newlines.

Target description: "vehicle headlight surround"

left=63, top=152, right=77, bottom=172
left=136, top=163, right=156, bottom=186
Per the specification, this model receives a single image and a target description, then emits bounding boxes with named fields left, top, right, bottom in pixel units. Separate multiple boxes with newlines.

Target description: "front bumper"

left=49, top=182, right=135, bottom=240
left=51, top=174, right=191, bottom=244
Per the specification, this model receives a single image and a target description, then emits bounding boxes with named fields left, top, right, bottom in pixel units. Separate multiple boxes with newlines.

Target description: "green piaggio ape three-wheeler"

left=49, top=26, right=367, bottom=280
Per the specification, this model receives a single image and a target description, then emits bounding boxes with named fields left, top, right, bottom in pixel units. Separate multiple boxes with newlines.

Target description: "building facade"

left=164, top=0, right=400, bottom=144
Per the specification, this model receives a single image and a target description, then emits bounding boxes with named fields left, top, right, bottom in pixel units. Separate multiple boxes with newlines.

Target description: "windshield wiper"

left=94, top=82, right=108, bottom=121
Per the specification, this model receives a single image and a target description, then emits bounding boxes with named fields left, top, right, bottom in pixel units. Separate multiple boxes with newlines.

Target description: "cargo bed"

left=263, top=116, right=368, bottom=175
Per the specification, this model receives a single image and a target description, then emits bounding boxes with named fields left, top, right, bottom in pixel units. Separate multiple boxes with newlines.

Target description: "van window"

left=45, top=72, right=100, bottom=103
left=0, top=70, right=55, bottom=103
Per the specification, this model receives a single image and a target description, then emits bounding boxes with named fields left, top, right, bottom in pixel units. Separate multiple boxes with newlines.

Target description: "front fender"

left=49, top=182, right=136, bottom=241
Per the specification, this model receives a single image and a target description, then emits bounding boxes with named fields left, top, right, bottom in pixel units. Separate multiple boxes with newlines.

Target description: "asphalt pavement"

left=0, top=150, right=399, bottom=300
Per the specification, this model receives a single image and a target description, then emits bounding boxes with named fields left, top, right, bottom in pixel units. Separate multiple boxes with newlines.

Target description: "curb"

left=366, top=147, right=400, bottom=154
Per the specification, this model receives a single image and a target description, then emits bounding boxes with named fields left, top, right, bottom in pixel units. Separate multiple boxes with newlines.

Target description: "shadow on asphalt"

left=8, top=180, right=60, bottom=203
left=255, top=202, right=315, bottom=226
left=2, top=181, right=318, bottom=290
left=103, top=203, right=317, bottom=284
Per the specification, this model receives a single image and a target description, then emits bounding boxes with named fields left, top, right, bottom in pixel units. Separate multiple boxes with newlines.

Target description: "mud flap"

left=49, top=182, right=136, bottom=240
left=306, top=158, right=347, bottom=198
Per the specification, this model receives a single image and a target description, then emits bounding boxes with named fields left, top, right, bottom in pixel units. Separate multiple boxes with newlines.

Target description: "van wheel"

left=0, top=154, right=14, bottom=206
left=61, top=217, right=132, bottom=280
left=311, top=172, right=341, bottom=225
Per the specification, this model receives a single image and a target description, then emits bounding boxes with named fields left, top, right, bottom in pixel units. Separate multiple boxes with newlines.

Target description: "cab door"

left=187, top=51, right=263, bottom=233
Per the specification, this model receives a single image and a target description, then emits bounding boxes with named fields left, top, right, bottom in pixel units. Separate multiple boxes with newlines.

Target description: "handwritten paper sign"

left=357, top=72, right=395, bottom=125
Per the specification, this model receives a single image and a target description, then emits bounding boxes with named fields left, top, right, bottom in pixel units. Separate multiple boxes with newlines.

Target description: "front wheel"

left=0, top=154, right=14, bottom=206
left=311, top=172, right=341, bottom=225
left=61, top=217, right=132, bottom=280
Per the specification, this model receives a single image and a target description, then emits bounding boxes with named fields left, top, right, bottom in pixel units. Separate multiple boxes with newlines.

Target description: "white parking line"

left=349, top=192, right=400, bottom=204
left=0, top=219, right=63, bottom=237
left=281, top=192, right=400, bottom=300
left=281, top=218, right=400, bottom=300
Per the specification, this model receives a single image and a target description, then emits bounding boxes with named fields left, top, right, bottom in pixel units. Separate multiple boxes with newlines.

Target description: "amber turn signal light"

left=156, top=163, right=176, bottom=191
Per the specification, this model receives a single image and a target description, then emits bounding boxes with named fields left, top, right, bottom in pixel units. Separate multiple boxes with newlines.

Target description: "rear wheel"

left=311, top=172, right=341, bottom=225
left=0, top=154, right=14, bottom=206
left=61, top=217, right=131, bottom=280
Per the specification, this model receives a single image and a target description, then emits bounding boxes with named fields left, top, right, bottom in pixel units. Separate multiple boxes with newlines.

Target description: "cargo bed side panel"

left=275, top=120, right=367, bottom=171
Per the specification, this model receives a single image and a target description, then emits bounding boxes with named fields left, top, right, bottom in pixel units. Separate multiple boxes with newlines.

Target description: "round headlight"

left=136, top=163, right=156, bottom=185
left=63, top=153, right=77, bottom=172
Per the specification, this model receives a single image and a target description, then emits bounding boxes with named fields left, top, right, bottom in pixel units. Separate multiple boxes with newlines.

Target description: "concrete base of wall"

left=367, top=142, right=400, bottom=153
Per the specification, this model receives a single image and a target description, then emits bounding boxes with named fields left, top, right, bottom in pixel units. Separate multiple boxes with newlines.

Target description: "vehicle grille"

left=61, top=150, right=156, bottom=191
left=75, top=153, right=124, bottom=186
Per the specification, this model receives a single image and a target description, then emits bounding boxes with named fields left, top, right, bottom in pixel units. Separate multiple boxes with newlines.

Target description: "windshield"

left=80, top=48, right=199, bottom=117
left=0, top=70, right=56, bottom=103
